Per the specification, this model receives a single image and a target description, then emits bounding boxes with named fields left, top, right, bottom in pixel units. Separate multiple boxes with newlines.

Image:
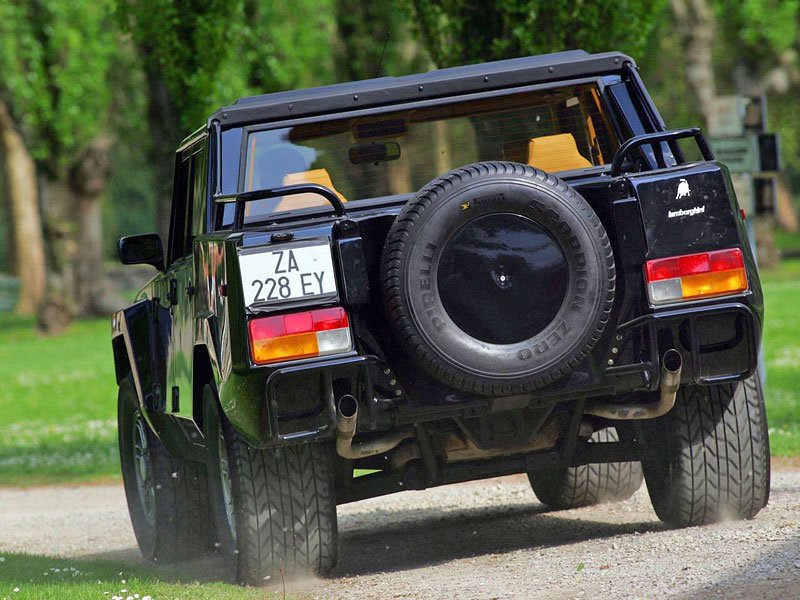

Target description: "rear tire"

left=118, top=375, right=212, bottom=562
left=528, top=428, right=643, bottom=509
left=204, top=386, right=338, bottom=585
left=640, top=374, right=770, bottom=526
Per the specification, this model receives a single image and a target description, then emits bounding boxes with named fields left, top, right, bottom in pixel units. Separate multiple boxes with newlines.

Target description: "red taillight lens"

left=248, top=307, right=351, bottom=364
left=644, top=248, right=748, bottom=305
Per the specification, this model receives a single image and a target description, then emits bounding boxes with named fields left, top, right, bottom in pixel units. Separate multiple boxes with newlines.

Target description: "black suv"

left=113, top=50, right=769, bottom=585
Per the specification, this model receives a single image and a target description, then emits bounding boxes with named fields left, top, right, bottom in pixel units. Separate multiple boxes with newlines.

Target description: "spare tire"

left=381, top=162, right=615, bottom=396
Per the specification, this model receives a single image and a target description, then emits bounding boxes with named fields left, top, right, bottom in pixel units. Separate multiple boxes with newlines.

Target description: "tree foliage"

left=333, top=0, right=429, bottom=82
left=715, top=0, right=800, bottom=67
left=119, top=0, right=336, bottom=132
left=242, top=0, right=336, bottom=92
left=407, top=0, right=667, bottom=67
left=117, top=0, right=243, bottom=130
left=0, top=0, right=116, bottom=174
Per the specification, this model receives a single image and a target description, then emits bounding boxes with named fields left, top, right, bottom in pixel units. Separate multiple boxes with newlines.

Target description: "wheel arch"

left=192, top=343, right=218, bottom=432
left=112, top=333, right=132, bottom=385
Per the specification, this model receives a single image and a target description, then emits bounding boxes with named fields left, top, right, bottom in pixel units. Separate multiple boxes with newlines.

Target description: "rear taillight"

left=644, top=248, right=748, bottom=305
left=248, top=307, right=351, bottom=365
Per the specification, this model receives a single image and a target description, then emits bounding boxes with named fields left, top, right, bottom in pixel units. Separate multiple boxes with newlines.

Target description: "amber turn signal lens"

left=249, top=307, right=351, bottom=365
left=644, top=248, right=748, bottom=305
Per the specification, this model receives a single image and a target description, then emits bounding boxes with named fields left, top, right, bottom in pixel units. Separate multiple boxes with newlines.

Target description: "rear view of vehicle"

left=112, top=50, right=769, bottom=585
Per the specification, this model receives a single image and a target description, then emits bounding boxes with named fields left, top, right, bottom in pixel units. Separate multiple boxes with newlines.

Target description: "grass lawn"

left=759, top=258, right=800, bottom=456
left=0, top=259, right=798, bottom=487
left=0, top=553, right=281, bottom=600
left=0, top=316, right=119, bottom=485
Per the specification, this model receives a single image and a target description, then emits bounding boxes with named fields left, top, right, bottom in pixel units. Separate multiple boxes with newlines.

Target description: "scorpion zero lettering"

left=527, top=199, right=589, bottom=314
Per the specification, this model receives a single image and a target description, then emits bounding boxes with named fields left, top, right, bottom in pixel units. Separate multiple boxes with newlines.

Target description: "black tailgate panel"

left=626, top=163, right=742, bottom=259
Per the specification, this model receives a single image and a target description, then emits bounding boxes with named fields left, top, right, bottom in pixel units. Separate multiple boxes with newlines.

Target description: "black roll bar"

left=609, top=127, right=715, bottom=177
left=216, top=184, right=348, bottom=229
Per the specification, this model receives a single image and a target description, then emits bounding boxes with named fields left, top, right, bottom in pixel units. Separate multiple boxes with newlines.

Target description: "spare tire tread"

left=382, top=161, right=615, bottom=395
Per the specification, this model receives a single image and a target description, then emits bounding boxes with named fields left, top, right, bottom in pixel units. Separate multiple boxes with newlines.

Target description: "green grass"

left=0, top=553, right=282, bottom=600
left=760, top=259, right=800, bottom=456
left=0, top=315, right=119, bottom=485
left=0, top=259, right=798, bottom=487
left=774, top=228, right=800, bottom=255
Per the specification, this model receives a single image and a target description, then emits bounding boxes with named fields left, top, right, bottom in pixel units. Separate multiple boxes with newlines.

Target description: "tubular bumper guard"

left=263, top=355, right=385, bottom=443
left=606, top=301, right=759, bottom=389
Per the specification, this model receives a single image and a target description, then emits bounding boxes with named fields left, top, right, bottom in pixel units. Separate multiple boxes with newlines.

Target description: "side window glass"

left=192, top=144, right=208, bottom=238
left=168, top=156, right=194, bottom=264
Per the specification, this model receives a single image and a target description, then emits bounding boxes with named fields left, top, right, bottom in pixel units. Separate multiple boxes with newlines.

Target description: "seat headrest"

left=525, top=133, right=592, bottom=173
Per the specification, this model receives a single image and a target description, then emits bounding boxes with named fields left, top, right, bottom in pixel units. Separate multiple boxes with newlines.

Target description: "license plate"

left=239, top=241, right=337, bottom=307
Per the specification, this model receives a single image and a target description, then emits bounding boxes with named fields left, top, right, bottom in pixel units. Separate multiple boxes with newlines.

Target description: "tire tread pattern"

left=223, top=416, right=337, bottom=585
left=529, top=428, right=643, bottom=509
left=643, top=375, right=770, bottom=526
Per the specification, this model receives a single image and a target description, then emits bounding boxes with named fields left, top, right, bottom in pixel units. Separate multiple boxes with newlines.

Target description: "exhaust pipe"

left=585, top=349, right=683, bottom=420
left=335, top=395, right=414, bottom=459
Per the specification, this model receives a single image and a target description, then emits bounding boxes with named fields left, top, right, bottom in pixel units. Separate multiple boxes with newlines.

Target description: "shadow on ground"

left=332, top=499, right=666, bottom=577
left=78, top=494, right=666, bottom=583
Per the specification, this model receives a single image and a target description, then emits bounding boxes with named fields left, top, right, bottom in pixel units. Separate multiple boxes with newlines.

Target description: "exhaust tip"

left=337, top=394, right=358, bottom=419
left=663, top=349, right=682, bottom=373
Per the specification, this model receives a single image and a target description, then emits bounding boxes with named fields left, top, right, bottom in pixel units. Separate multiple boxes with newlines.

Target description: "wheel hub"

left=437, top=213, right=569, bottom=344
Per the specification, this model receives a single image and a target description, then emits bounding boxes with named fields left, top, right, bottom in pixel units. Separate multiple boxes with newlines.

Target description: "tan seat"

left=272, top=168, right=347, bottom=212
left=526, top=133, right=592, bottom=172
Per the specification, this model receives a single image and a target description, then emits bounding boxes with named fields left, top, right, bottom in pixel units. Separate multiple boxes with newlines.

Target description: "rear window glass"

left=238, top=83, right=618, bottom=221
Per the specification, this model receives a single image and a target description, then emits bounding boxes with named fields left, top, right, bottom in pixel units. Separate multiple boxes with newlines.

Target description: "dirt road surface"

left=2, top=469, right=799, bottom=599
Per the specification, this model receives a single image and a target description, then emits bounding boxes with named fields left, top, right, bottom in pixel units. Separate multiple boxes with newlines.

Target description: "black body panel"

left=628, top=163, right=741, bottom=259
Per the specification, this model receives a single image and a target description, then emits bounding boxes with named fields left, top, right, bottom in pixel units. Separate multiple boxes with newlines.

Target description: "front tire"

left=118, top=376, right=211, bottom=562
left=528, top=427, right=643, bottom=509
left=640, top=374, right=770, bottom=526
left=204, top=386, right=338, bottom=585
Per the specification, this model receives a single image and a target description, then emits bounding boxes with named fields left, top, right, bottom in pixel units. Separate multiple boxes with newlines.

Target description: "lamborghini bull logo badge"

left=676, top=178, right=691, bottom=199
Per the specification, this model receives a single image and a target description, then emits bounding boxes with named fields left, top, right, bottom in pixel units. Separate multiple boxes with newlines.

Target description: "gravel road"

left=2, top=469, right=799, bottom=599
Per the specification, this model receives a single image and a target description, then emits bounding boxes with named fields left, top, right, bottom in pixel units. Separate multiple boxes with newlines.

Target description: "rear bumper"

left=248, top=297, right=760, bottom=446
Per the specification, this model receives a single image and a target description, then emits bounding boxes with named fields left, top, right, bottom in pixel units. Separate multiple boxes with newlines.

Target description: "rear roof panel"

left=209, top=50, right=634, bottom=128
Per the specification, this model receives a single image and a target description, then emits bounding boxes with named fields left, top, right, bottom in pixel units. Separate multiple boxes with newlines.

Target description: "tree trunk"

left=671, top=0, right=717, bottom=125
left=0, top=99, right=46, bottom=316
left=70, top=137, right=113, bottom=315
left=37, top=178, right=78, bottom=334
left=143, top=68, right=182, bottom=242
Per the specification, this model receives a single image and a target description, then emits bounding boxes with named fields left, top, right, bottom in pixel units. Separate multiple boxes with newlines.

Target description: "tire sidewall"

left=395, top=165, right=613, bottom=385
left=202, top=385, right=238, bottom=570
left=118, top=376, right=156, bottom=559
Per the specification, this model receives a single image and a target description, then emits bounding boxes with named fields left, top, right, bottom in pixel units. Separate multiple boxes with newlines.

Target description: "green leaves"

left=0, top=0, right=115, bottom=173
left=407, top=0, right=668, bottom=68
left=118, top=0, right=337, bottom=132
